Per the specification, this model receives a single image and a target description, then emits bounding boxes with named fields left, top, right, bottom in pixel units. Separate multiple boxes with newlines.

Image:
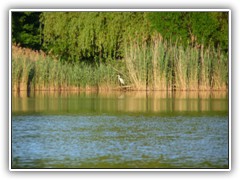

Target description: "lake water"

left=11, top=91, right=229, bottom=169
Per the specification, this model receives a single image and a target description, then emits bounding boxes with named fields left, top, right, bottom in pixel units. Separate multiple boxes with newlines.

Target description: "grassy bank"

left=11, top=41, right=228, bottom=91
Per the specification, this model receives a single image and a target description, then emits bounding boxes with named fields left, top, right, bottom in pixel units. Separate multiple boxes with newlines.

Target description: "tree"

left=147, top=12, right=228, bottom=52
left=40, top=12, right=151, bottom=63
left=12, top=12, right=42, bottom=50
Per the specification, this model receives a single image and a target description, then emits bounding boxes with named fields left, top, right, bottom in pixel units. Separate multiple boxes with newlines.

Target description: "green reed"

left=12, top=42, right=228, bottom=91
left=123, top=39, right=228, bottom=91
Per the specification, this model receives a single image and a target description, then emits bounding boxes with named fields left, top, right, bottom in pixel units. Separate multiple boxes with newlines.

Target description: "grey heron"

left=117, top=75, right=125, bottom=86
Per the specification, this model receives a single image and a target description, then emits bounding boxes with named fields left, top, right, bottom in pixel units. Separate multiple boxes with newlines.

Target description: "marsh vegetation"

left=12, top=12, right=229, bottom=92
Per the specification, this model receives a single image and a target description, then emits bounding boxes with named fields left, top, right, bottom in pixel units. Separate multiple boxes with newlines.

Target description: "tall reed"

left=12, top=41, right=228, bottom=92
left=123, top=37, right=228, bottom=91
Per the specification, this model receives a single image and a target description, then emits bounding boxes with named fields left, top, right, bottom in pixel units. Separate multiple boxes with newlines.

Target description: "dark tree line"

left=12, top=11, right=229, bottom=62
left=12, top=12, right=42, bottom=50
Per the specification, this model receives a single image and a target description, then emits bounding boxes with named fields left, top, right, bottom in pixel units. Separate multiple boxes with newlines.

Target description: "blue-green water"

left=11, top=91, right=229, bottom=169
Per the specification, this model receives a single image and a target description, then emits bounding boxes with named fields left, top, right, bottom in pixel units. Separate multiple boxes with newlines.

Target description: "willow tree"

left=40, top=12, right=151, bottom=63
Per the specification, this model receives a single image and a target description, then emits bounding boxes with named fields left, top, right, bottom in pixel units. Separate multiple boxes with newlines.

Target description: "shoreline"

left=11, top=88, right=228, bottom=92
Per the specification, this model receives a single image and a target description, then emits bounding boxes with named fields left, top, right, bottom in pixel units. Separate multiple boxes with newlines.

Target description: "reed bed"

left=124, top=38, right=228, bottom=91
left=11, top=41, right=228, bottom=92
left=12, top=45, right=120, bottom=91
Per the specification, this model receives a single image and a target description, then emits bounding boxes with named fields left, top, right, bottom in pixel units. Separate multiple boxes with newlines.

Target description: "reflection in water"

left=11, top=91, right=229, bottom=169
left=12, top=91, right=228, bottom=115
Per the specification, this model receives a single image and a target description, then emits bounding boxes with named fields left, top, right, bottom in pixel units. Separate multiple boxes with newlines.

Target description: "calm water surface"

left=12, top=91, right=229, bottom=169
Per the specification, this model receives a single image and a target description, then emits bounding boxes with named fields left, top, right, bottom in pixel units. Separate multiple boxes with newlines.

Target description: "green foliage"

left=147, top=12, right=228, bottom=52
left=12, top=11, right=229, bottom=91
left=12, top=11, right=228, bottom=61
left=12, top=12, right=42, bottom=49
left=40, top=12, right=151, bottom=62
left=147, top=12, right=189, bottom=44
left=211, top=12, right=229, bottom=52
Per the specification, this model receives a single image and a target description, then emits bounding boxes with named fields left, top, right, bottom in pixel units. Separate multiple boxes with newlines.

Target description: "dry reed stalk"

left=12, top=38, right=228, bottom=92
left=12, top=44, right=47, bottom=62
left=152, top=40, right=159, bottom=90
